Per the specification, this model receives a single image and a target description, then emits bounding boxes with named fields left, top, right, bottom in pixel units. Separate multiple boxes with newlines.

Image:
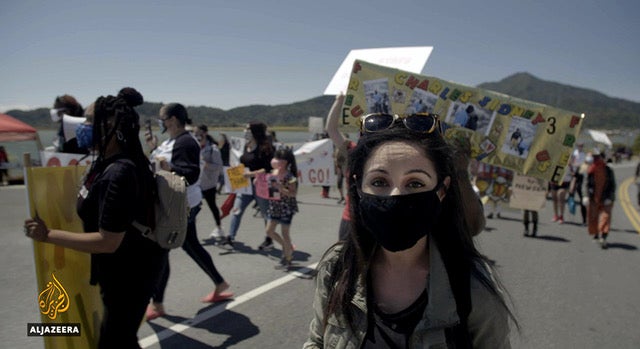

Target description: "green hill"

left=6, top=73, right=639, bottom=130
left=478, top=72, right=640, bottom=129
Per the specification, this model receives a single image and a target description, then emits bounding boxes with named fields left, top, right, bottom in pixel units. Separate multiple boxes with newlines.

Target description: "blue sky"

left=1, top=0, right=638, bottom=112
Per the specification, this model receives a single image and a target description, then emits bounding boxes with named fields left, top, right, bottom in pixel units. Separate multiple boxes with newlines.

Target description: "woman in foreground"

left=304, top=112, right=515, bottom=348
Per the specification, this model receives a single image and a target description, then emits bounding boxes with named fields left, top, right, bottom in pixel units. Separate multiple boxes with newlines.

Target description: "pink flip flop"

left=201, top=291, right=234, bottom=303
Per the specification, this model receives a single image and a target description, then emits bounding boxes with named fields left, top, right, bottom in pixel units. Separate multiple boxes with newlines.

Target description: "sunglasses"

left=360, top=112, right=441, bottom=134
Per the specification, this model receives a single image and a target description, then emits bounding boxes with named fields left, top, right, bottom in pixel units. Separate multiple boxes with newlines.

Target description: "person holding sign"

left=225, top=121, right=275, bottom=249
left=305, top=113, right=514, bottom=348
left=264, top=147, right=299, bottom=269
left=25, top=88, right=166, bottom=348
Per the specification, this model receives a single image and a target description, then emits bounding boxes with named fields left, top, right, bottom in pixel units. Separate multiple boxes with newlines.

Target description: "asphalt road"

left=2, top=161, right=639, bottom=348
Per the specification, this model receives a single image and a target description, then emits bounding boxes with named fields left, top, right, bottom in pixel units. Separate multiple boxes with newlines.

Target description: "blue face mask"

left=76, top=124, right=93, bottom=149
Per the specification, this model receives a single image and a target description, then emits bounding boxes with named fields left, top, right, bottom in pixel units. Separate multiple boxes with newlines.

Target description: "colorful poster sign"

left=343, top=60, right=584, bottom=182
left=255, top=173, right=282, bottom=200
left=24, top=165, right=102, bottom=349
left=226, top=164, right=250, bottom=191
left=294, top=139, right=334, bottom=186
left=475, top=162, right=514, bottom=209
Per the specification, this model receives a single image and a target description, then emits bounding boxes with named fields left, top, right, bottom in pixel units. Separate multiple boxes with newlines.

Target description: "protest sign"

left=509, top=173, right=547, bottom=211
left=255, top=173, right=282, bottom=200
left=226, top=164, right=250, bottom=191
left=294, top=139, right=334, bottom=186
left=343, top=60, right=584, bottom=182
left=24, top=165, right=102, bottom=349
left=324, top=47, right=432, bottom=95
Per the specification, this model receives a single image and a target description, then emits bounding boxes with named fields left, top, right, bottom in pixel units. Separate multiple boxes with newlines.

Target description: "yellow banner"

left=25, top=165, right=102, bottom=349
left=344, top=60, right=584, bottom=181
left=226, top=164, right=249, bottom=190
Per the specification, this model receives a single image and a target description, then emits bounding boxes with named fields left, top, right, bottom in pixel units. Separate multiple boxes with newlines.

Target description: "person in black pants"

left=146, top=103, right=233, bottom=320
left=25, top=88, right=165, bottom=348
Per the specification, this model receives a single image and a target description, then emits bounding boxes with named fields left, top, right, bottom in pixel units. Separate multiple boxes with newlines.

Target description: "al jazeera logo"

left=27, top=273, right=81, bottom=336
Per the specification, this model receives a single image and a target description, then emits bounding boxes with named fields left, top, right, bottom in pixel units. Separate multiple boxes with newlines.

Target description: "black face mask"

left=358, top=188, right=443, bottom=252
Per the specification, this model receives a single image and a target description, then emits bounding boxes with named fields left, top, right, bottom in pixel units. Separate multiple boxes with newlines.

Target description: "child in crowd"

left=264, top=147, right=299, bottom=269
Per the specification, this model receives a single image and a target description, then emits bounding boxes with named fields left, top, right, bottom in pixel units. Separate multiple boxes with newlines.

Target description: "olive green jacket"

left=303, top=241, right=511, bottom=349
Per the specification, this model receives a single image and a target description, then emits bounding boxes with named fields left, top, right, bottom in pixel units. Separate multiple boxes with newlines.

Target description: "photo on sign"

left=445, top=102, right=496, bottom=136
left=392, top=87, right=407, bottom=104
left=364, top=78, right=390, bottom=114
left=501, top=116, right=536, bottom=159
left=406, top=88, right=437, bottom=114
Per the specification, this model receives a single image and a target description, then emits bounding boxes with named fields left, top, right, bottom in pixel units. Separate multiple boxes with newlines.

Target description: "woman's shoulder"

left=317, top=243, right=344, bottom=274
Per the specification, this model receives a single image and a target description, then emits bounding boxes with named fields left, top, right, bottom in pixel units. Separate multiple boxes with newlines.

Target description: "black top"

left=77, top=156, right=165, bottom=286
left=239, top=144, right=273, bottom=172
left=220, top=142, right=230, bottom=167
left=169, top=131, right=201, bottom=185
left=362, top=286, right=429, bottom=348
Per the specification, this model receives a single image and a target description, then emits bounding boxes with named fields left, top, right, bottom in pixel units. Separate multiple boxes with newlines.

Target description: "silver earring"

left=116, top=130, right=124, bottom=141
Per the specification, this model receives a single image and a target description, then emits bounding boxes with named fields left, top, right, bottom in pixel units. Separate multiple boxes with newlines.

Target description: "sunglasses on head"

left=360, top=112, right=441, bottom=134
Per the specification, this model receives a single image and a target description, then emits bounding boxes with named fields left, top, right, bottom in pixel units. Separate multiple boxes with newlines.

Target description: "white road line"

left=139, top=262, right=319, bottom=348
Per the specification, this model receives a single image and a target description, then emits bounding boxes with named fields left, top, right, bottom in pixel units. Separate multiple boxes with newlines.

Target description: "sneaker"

left=496, top=213, right=502, bottom=219
left=275, top=256, right=293, bottom=270
left=486, top=213, right=494, bottom=219
left=223, top=236, right=234, bottom=248
left=258, top=238, right=274, bottom=251
left=552, top=215, right=559, bottom=222
left=599, top=238, right=608, bottom=249
left=209, top=227, right=224, bottom=239
left=557, top=217, right=564, bottom=224
left=523, top=228, right=529, bottom=237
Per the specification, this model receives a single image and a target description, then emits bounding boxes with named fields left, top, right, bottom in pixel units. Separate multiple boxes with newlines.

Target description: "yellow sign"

left=227, top=164, right=250, bottom=190
left=38, top=273, right=70, bottom=320
left=25, top=165, right=102, bottom=349
left=344, top=60, right=584, bottom=182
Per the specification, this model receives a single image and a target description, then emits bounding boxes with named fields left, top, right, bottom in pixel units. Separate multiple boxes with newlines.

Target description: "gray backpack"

left=132, top=170, right=189, bottom=249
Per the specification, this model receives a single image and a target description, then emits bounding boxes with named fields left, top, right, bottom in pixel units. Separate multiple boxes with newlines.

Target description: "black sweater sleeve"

left=170, top=132, right=201, bottom=185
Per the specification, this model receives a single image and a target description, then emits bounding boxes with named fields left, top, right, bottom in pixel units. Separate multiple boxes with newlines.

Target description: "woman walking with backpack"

left=146, top=103, right=233, bottom=320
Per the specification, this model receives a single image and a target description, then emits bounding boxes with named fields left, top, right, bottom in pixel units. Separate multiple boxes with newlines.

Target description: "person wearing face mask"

left=25, top=88, right=166, bottom=348
left=145, top=103, right=233, bottom=320
left=75, top=102, right=95, bottom=153
left=224, top=121, right=275, bottom=249
left=263, top=147, right=299, bottom=269
left=305, top=114, right=515, bottom=348
left=51, top=94, right=88, bottom=154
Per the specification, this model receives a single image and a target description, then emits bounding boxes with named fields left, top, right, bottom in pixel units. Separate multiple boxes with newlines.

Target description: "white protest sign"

left=62, top=115, right=86, bottom=140
left=40, top=150, right=92, bottom=167
left=294, top=139, right=334, bottom=186
left=509, top=173, right=547, bottom=211
left=587, top=129, right=612, bottom=148
left=229, top=136, right=246, bottom=167
left=324, top=46, right=433, bottom=95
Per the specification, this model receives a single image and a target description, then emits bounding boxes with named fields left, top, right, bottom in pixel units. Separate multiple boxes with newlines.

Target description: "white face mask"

left=585, top=155, right=594, bottom=164
left=50, top=108, right=63, bottom=122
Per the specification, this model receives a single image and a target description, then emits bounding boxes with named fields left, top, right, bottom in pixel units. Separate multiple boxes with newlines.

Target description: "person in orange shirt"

left=586, top=149, right=615, bottom=249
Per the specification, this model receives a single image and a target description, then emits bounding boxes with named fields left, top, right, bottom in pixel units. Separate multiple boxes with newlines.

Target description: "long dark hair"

left=323, top=124, right=516, bottom=331
left=248, top=121, right=274, bottom=158
left=273, top=147, right=297, bottom=177
left=89, top=88, right=156, bottom=223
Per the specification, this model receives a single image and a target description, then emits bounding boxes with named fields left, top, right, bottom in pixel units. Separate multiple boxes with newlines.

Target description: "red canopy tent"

left=0, top=113, right=39, bottom=143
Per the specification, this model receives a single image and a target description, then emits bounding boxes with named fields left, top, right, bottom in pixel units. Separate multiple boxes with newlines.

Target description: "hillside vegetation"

left=7, top=73, right=639, bottom=130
